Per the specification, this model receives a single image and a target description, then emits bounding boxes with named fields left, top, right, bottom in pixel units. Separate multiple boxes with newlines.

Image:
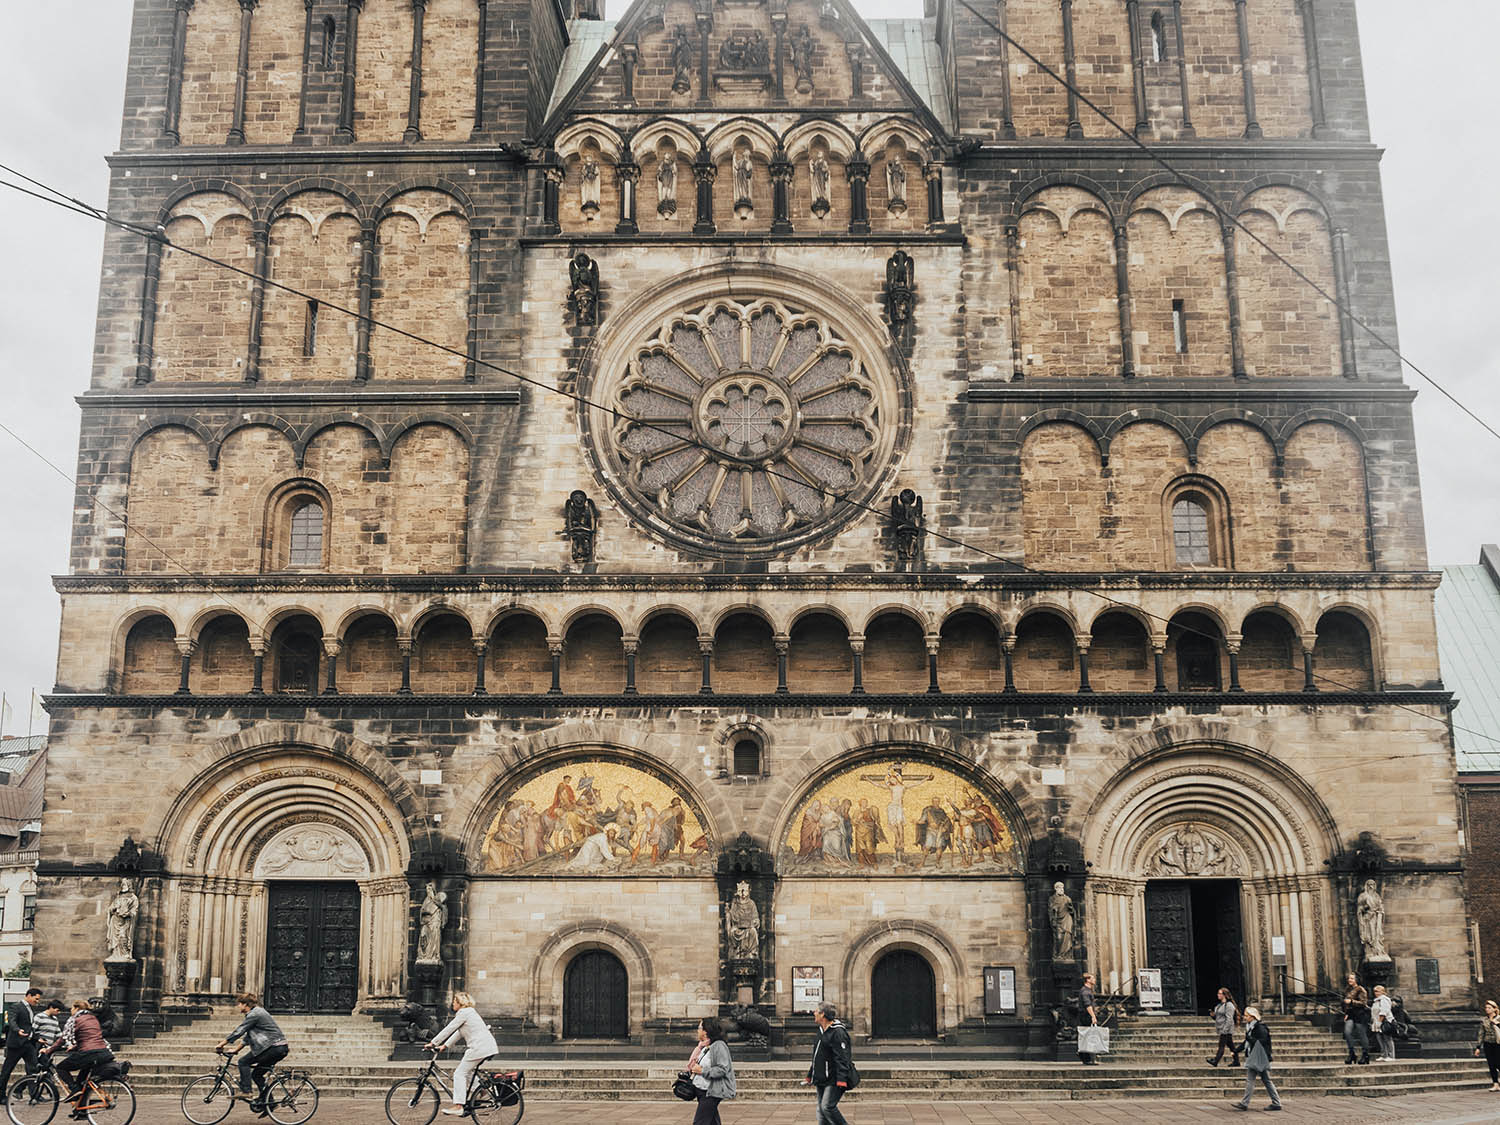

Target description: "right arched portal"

left=871, top=950, right=936, bottom=1038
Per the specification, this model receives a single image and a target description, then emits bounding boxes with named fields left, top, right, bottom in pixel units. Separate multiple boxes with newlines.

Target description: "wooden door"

left=1145, top=880, right=1195, bottom=1012
left=871, top=950, right=937, bottom=1038
left=265, top=882, right=360, bottom=1014
left=563, top=950, right=628, bottom=1038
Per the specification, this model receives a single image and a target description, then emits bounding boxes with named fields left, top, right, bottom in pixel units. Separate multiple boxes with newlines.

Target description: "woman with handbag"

left=1207, top=987, right=1241, bottom=1067
left=687, top=1017, right=736, bottom=1124
left=1473, top=998, right=1500, bottom=1091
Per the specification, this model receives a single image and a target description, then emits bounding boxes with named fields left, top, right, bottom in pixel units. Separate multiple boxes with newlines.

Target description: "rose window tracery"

left=604, top=297, right=890, bottom=546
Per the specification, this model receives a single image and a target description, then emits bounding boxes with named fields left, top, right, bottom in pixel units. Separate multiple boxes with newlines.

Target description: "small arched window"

left=1151, top=11, right=1168, bottom=62
left=1163, top=477, right=1231, bottom=570
left=288, top=500, right=325, bottom=568
left=1172, top=497, right=1211, bottom=565
left=733, top=738, right=762, bottom=778
left=321, top=17, right=337, bottom=69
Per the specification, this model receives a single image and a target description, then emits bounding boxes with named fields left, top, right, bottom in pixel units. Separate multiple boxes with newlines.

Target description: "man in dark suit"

left=1233, top=1005, right=1282, bottom=1111
left=0, top=988, right=44, bottom=1095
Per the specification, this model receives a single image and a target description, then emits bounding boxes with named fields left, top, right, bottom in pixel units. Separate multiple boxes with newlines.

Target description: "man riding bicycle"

left=215, top=992, right=289, bottom=1116
left=45, top=1000, right=114, bottom=1121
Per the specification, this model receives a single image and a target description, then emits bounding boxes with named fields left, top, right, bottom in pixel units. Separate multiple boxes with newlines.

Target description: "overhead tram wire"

left=952, top=0, right=1500, bottom=447
left=0, top=162, right=1489, bottom=760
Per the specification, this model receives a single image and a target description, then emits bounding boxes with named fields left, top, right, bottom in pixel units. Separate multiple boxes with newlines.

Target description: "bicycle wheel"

left=5, top=1077, right=59, bottom=1125
left=85, top=1080, right=134, bottom=1125
left=265, top=1074, right=319, bottom=1125
left=383, top=1078, right=439, bottom=1125
left=472, top=1082, right=522, bottom=1125
left=179, top=1075, right=233, bottom=1125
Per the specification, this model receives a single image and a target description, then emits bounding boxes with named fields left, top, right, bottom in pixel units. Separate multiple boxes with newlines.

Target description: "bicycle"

left=5, top=1053, right=136, bottom=1125
left=383, top=1049, right=523, bottom=1125
left=180, top=1048, right=318, bottom=1125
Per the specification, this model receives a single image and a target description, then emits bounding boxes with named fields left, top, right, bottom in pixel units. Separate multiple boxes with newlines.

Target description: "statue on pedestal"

left=725, top=880, right=760, bottom=961
left=416, top=881, right=447, bottom=965
left=1357, top=879, right=1389, bottom=961
left=105, top=877, right=139, bottom=962
left=1048, top=881, right=1076, bottom=961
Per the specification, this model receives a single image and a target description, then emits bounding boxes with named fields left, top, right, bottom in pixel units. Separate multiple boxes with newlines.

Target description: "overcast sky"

left=0, top=1, right=1495, bottom=732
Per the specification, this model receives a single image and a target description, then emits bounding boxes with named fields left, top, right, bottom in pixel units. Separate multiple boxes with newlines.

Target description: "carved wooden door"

left=265, top=881, right=361, bottom=1014
left=1145, top=881, right=1195, bottom=1012
left=1210, top=883, right=1246, bottom=1004
left=563, top=950, right=628, bottom=1038
left=871, top=950, right=937, bottom=1038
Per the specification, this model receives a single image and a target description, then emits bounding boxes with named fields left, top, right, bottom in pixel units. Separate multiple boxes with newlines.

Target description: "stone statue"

left=732, top=149, right=754, bottom=209
left=580, top=158, right=601, bottom=216
left=568, top=252, right=600, bottom=327
left=725, top=880, right=761, bottom=960
left=671, top=26, right=695, bottom=94
left=890, top=488, right=924, bottom=567
left=416, top=881, right=447, bottom=964
left=718, top=30, right=769, bottom=72
left=1357, top=879, right=1389, bottom=961
left=657, top=153, right=678, bottom=217
left=809, top=154, right=831, bottom=218
left=395, top=1001, right=441, bottom=1043
left=885, top=250, right=915, bottom=347
left=886, top=155, right=907, bottom=213
left=791, top=24, right=815, bottom=94
left=105, top=877, right=139, bottom=962
left=1048, top=881, right=1076, bottom=961
left=563, top=489, right=600, bottom=562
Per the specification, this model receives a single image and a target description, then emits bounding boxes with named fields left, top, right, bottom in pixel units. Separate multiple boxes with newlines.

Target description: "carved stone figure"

left=732, top=149, right=754, bottom=215
left=809, top=154, right=832, bottom=218
left=1145, top=824, right=1240, bottom=877
left=258, top=825, right=368, bottom=877
left=886, top=155, right=907, bottom=213
left=564, top=488, right=600, bottom=562
left=671, top=26, right=695, bottom=94
left=725, top=880, right=761, bottom=960
left=395, top=1001, right=441, bottom=1043
left=719, top=29, right=770, bottom=72
left=890, top=488, right=924, bottom=566
left=885, top=250, right=915, bottom=347
left=657, top=153, right=678, bottom=217
left=791, top=25, right=815, bottom=94
left=416, top=881, right=447, bottom=964
left=1358, top=879, right=1389, bottom=961
left=568, top=252, right=600, bottom=326
left=580, top=158, right=601, bottom=217
left=1048, top=881, right=1076, bottom=961
left=105, top=877, right=140, bottom=962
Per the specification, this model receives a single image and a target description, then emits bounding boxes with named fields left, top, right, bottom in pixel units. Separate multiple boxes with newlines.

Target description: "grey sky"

left=0, top=1, right=1494, bottom=730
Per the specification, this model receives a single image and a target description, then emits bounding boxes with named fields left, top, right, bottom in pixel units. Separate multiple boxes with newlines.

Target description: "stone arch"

left=529, top=920, right=655, bottom=1038
left=1127, top=185, right=1232, bottom=378
left=1021, top=421, right=1105, bottom=571
left=262, top=191, right=364, bottom=382
left=480, top=604, right=558, bottom=639
left=116, top=609, right=183, bottom=694
left=782, top=119, right=858, bottom=163
left=857, top=116, right=934, bottom=156
left=632, top=602, right=705, bottom=636
left=214, top=415, right=300, bottom=468
left=1015, top=409, right=1106, bottom=453
left=125, top=424, right=217, bottom=574
left=127, top=417, right=217, bottom=460
left=630, top=117, right=705, bottom=158
left=267, top=178, right=370, bottom=224
left=1013, top=175, right=1118, bottom=222
left=380, top=415, right=475, bottom=463
left=705, top=116, right=780, bottom=162
left=371, top=189, right=471, bottom=382
left=553, top=120, right=627, bottom=163
left=840, top=919, right=966, bottom=1035
left=1312, top=604, right=1381, bottom=691
left=334, top=604, right=402, bottom=642
left=707, top=603, right=781, bottom=636
left=155, top=180, right=258, bottom=227
left=1283, top=421, right=1371, bottom=571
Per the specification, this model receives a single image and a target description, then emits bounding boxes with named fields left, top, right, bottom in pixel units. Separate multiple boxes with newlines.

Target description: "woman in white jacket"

left=427, top=992, right=499, bottom=1117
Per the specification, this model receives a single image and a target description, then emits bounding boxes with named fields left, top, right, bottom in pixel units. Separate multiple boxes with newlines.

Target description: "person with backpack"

left=686, top=1017, right=736, bottom=1124
left=804, top=1001, right=855, bottom=1125
left=1232, top=1006, right=1282, bottom=1112
left=0, top=989, right=44, bottom=1095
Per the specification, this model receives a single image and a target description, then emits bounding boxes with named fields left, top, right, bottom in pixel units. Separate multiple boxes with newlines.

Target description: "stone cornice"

left=966, top=383, right=1416, bottom=404
left=962, top=140, right=1384, bottom=162
left=77, top=387, right=521, bottom=408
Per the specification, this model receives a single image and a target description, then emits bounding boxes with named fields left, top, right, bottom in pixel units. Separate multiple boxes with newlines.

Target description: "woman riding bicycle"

left=45, top=1000, right=113, bottom=1121
left=426, top=992, right=497, bottom=1118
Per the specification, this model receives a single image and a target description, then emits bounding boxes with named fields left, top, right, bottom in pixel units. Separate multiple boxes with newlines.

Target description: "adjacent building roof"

left=1436, top=544, right=1500, bottom=773
left=547, top=19, right=618, bottom=122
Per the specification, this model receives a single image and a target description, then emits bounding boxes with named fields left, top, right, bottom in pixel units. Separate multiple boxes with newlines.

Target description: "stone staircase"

left=115, top=1011, right=1492, bottom=1101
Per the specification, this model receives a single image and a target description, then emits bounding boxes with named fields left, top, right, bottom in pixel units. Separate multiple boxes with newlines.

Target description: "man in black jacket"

left=1232, top=1005, right=1282, bottom=1111
left=0, top=989, right=44, bottom=1094
left=804, top=1001, right=853, bottom=1125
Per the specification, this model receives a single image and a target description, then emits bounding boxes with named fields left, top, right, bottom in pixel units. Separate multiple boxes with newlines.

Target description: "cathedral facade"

left=35, top=0, right=1466, bottom=1049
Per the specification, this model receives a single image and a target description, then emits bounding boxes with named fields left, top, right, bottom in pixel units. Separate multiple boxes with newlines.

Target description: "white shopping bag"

left=1078, top=1025, right=1111, bottom=1055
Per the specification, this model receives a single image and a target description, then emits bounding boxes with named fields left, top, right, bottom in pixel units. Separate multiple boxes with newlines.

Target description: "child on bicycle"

left=216, top=992, right=289, bottom=1115
left=427, top=992, right=497, bottom=1117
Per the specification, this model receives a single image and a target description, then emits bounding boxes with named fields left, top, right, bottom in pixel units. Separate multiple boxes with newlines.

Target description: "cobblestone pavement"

left=131, top=1090, right=1500, bottom=1124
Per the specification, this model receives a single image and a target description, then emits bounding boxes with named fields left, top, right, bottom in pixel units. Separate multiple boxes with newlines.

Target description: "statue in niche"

left=1357, top=879, right=1389, bottom=961
left=671, top=25, right=695, bottom=94
left=809, top=154, right=832, bottom=218
left=725, top=880, right=761, bottom=961
left=416, top=881, right=447, bottom=964
left=732, top=149, right=754, bottom=218
left=568, top=252, right=600, bottom=327
left=886, top=155, right=907, bottom=214
left=885, top=250, right=915, bottom=348
left=889, top=488, right=924, bottom=567
left=657, top=152, right=678, bottom=217
left=563, top=489, right=600, bottom=562
left=1048, top=881, right=1076, bottom=961
left=719, top=29, right=770, bottom=72
left=791, top=25, right=815, bottom=94
left=580, top=158, right=601, bottom=218
left=105, top=877, right=140, bottom=962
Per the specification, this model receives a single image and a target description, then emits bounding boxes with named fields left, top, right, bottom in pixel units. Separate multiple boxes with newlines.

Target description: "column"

left=249, top=639, right=266, bottom=694
left=622, top=638, right=638, bottom=695
left=1300, top=636, right=1318, bottom=692
left=770, top=147, right=793, bottom=234
left=548, top=640, right=563, bottom=694
left=1125, top=0, right=1149, bottom=137
left=244, top=221, right=270, bottom=383
left=322, top=637, right=341, bottom=695
left=1076, top=639, right=1092, bottom=693
left=134, top=236, right=165, bottom=385
left=404, top=0, right=428, bottom=142
left=397, top=638, right=413, bottom=695
left=1172, top=0, right=1194, bottom=137
left=997, top=0, right=1016, bottom=139
left=620, top=43, right=638, bottom=105
left=175, top=638, right=196, bottom=695
left=337, top=0, right=365, bottom=142
left=849, top=634, right=865, bottom=695
left=1222, top=214, right=1247, bottom=379
left=472, top=0, right=487, bottom=136
left=1114, top=222, right=1136, bottom=379
left=1233, top=0, right=1261, bottom=138
left=164, top=0, right=195, bottom=143
left=228, top=0, right=258, bottom=145
left=541, top=151, right=563, bottom=234
left=1331, top=227, right=1358, bottom=379
left=1152, top=636, right=1167, bottom=692
left=1295, top=0, right=1326, bottom=136
left=355, top=220, right=375, bottom=382
left=1006, top=223, right=1023, bottom=379
left=774, top=635, right=789, bottom=695
left=1225, top=635, right=1243, bottom=692
left=294, top=0, right=314, bottom=137
left=695, top=7, right=712, bottom=106
left=692, top=148, right=716, bottom=235
left=698, top=637, right=714, bottom=694
left=1002, top=635, right=1017, bottom=693
left=1060, top=0, right=1083, bottom=138
left=926, top=636, right=940, bottom=694
left=846, top=150, right=871, bottom=236
left=472, top=639, right=488, bottom=695
left=615, top=151, right=640, bottom=234
left=465, top=229, right=480, bottom=381
left=771, top=10, right=786, bottom=101
left=924, top=160, right=944, bottom=229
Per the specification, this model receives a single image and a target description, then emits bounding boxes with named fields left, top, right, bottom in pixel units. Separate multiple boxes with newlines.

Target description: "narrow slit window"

left=1172, top=497, right=1212, bottom=565
left=303, top=300, right=319, bottom=358
left=1151, top=11, right=1167, bottom=62
left=1172, top=299, right=1188, bottom=354
left=322, top=18, right=337, bottom=69
left=288, top=499, right=324, bottom=567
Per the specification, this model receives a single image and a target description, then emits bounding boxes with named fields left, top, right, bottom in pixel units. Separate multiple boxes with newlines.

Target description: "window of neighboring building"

left=287, top=499, right=325, bottom=569
left=21, top=896, right=35, bottom=932
left=0, top=901, right=6, bottom=931
left=1172, top=497, right=1212, bottom=565
left=1151, top=11, right=1168, bottom=62
left=733, top=738, right=762, bottom=778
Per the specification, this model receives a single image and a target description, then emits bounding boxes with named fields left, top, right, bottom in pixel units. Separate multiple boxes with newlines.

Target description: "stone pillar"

left=622, top=637, right=638, bottom=694
left=770, top=148, right=793, bottom=234
left=1002, top=635, right=1017, bottom=693
left=997, top=0, right=1016, bottom=139
left=1222, top=213, right=1248, bottom=379
left=926, top=635, right=940, bottom=694
left=472, top=639, right=488, bottom=695
left=1125, top=0, right=1149, bottom=136
left=774, top=635, right=789, bottom=694
left=1233, top=0, right=1261, bottom=138
left=849, top=634, right=865, bottom=695
left=1006, top=223, right=1023, bottom=380
left=1172, top=0, right=1194, bottom=137
left=1076, top=639, right=1092, bottom=693
left=771, top=7, right=787, bottom=101
left=472, top=0, right=488, bottom=136
left=355, top=220, right=375, bottom=382
left=104, top=959, right=138, bottom=1020
left=619, top=42, right=638, bottom=105
left=1295, top=0, right=1327, bottom=137
left=337, top=0, right=365, bottom=142
left=249, top=639, right=266, bottom=694
left=1060, top=0, right=1083, bottom=138
left=164, top=0, right=195, bottom=143
left=244, top=220, right=270, bottom=383
left=228, top=0, right=258, bottom=145
left=404, top=0, right=428, bottom=142
left=548, top=640, right=564, bottom=694
left=175, top=637, right=195, bottom=695
left=699, top=637, right=714, bottom=694
left=465, top=229, right=480, bottom=381
left=541, top=151, right=563, bottom=235
left=397, top=637, right=413, bottom=694
left=1300, top=635, right=1318, bottom=692
left=1114, top=222, right=1136, bottom=379
left=294, top=0, right=313, bottom=137
left=322, top=637, right=341, bottom=695
left=924, top=159, right=944, bottom=229
left=1152, top=636, right=1168, bottom=692
left=1225, top=635, right=1243, bottom=692
left=692, top=148, right=716, bottom=235
left=615, top=151, right=640, bottom=235
left=1331, top=227, right=1358, bottom=379
left=845, top=150, right=871, bottom=235
left=134, top=236, right=165, bottom=385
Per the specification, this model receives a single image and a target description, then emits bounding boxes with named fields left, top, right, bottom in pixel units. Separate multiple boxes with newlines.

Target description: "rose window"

left=606, top=298, right=888, bottom=547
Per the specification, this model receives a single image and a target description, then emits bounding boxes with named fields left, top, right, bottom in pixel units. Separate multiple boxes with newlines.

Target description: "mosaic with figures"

left=481, top=761, right=712, bottom=875
left=782, top=759, right=1019, bottom=874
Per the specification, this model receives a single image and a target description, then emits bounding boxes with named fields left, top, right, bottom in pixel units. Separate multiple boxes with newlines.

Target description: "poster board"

left=793, top=966, right=824, bottom=1013
left=1138, top=968, right=1163, bottom=1009
left=983, top=966, right=1017, bottom=1015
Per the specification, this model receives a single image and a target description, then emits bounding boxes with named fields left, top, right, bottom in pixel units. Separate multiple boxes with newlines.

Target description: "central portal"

left=871, top=950, right=937, bottom=1038
left=1144, top=880, right=1245, bottom=1013
left=264, top=881, right=361, bottom=1014
left=563, top=950, right=629, bottom=1038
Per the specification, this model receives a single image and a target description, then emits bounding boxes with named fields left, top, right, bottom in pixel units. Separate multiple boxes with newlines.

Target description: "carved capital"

left=844, top=150, right=871, bottom=183
left=698, top=636, right=715, bottom=656
left=175, top=0, right=197, bottom=11
left=238, top=0, right=259, bottom=10
left=396, top=636, right=414, bottom=655
left=174, top=636, right=197, bottom=657
left=248, top=636, right=269, bottom=656
left=472, top=638, right=490, bottom=655
left=773, top=634, right=790, bottom=654
left=847, top=633, right=865, bottom=656
left=925, top=634, right=940, bottom=655
left=322, top=636, right=342, bottom=658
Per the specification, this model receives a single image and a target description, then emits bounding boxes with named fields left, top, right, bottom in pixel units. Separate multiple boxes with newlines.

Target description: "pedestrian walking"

left=1341, top=972, right=1371, bottom=1064
left=1370, top=984, right=1396, bottom=1062
left=1077, top=972, right=1099, bottom=1065
left=0, top=988, right=44, bottom=1094
left=31, top=999, right=63, bottom=1054
left=804, top=1001, right=854, bottom=1125
left=426, top=991, right=499, bottom=1118
left=1474, top=998, right=1500, bottom=1091
left=1231, top=1006, right=1282, bottom=1112
left=687, top=1017, right=736, bottom=1125
left=1207, top=987, right=1241, bottom=1067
